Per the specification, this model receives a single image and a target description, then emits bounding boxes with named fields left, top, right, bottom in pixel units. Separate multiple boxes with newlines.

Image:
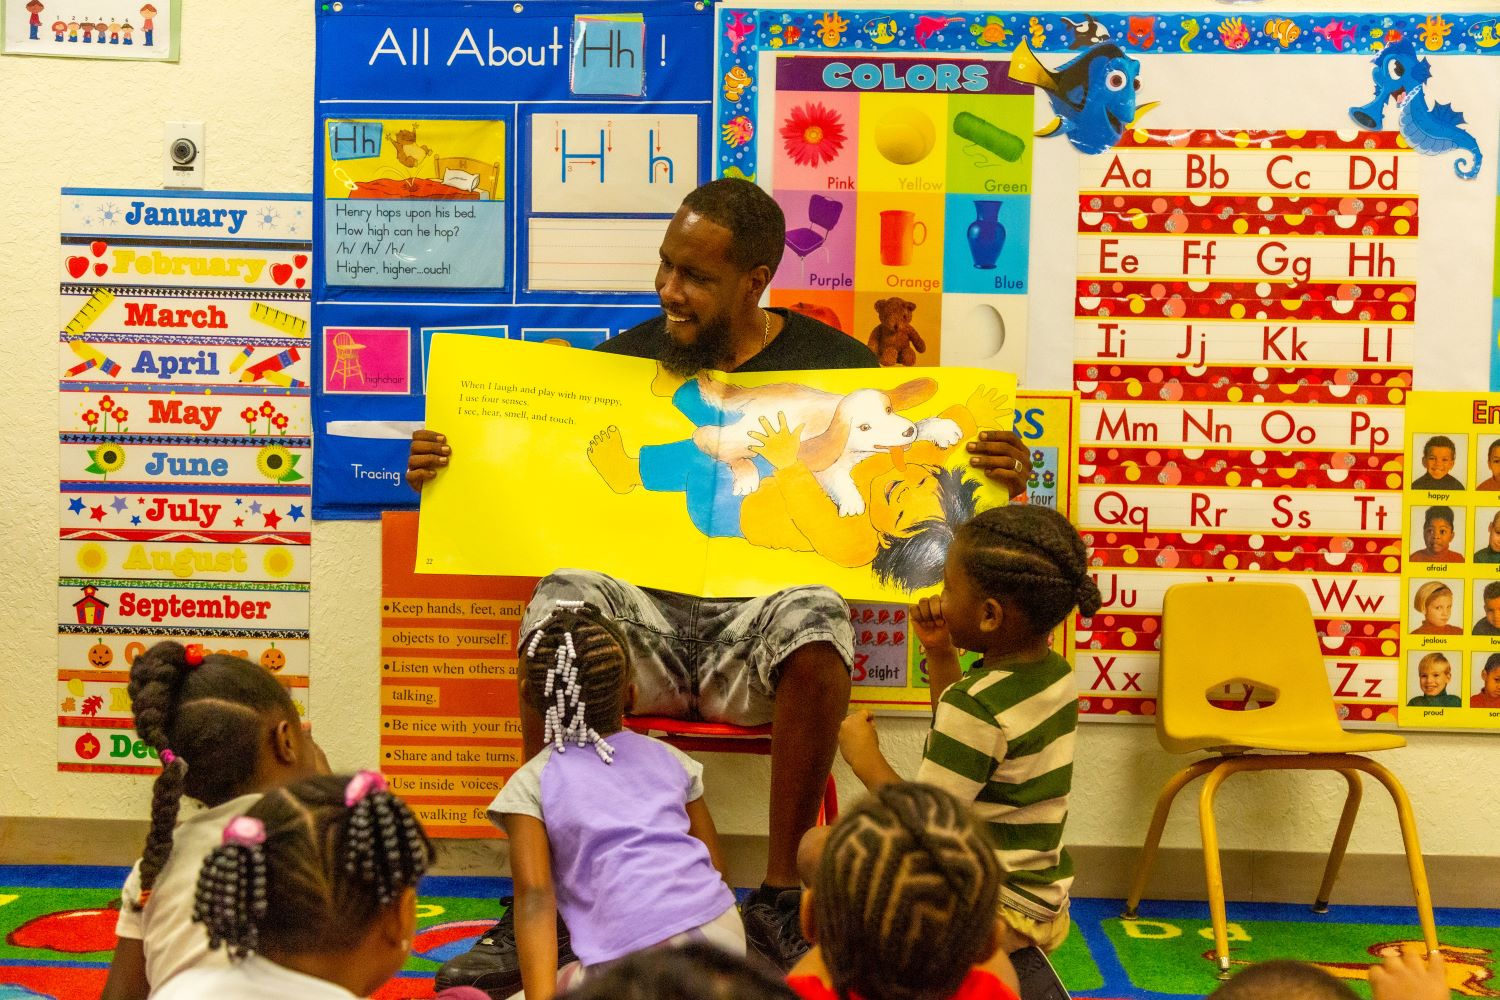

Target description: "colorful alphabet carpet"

left=1, top=866, right=1496, bottom=999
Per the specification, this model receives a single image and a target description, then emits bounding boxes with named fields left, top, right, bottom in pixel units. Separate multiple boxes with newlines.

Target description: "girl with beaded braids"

left=103, top=641, right=326, bottom=1000
left=487, top=601, right=742, bottom=1000
left=152, top=771, right=434, bottom=1000
left=839, top=504, right=1101, bottom=958
left=787, top=782, right=1021, bottom=1000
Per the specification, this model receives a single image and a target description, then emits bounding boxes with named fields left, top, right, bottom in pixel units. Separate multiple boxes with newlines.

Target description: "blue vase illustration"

left=966, top=200, right=1006, bottom=269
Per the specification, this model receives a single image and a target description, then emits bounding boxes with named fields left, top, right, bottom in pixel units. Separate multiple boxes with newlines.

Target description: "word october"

left=822, top=61, right=988, bottom=92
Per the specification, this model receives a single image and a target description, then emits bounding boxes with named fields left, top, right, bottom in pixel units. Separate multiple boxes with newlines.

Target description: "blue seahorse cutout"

left=1349, top=39, right=1480, bottom=180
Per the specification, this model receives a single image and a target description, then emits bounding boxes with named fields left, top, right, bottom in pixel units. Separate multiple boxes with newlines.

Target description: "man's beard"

left=660, top=312, right=736, bottom=376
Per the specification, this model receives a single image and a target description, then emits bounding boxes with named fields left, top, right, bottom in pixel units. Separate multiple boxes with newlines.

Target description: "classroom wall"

left=3, top=1, right=1498, bottom=880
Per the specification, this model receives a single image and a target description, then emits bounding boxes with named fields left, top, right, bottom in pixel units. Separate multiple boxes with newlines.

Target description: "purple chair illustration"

left=784, top=195, right=844, bottom=280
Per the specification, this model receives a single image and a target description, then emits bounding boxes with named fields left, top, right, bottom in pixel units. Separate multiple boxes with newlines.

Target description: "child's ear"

left=799, top=887, right=818, bottom=945
left=979, top=596, right=1005, bottom=635
left=270, top=717, right=299, bottom=766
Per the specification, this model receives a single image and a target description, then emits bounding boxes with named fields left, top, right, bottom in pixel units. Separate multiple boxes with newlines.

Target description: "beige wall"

left=2, top=2, right=1497, bottom=886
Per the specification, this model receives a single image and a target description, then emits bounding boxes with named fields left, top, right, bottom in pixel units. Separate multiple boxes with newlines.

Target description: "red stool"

left=622, top=715, right=838, bottom=823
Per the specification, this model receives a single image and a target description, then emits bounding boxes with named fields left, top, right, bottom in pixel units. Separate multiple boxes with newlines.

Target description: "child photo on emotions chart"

left=1473, top=581, right=1500, bottom=636
left=1478, top=439, right=1500, bottom=491
left=150, top=772, right=434, bottom=1000
left=1473, top=654, right=1500, bottom=708
left=1409, top=505, right=1465, bottom=564
left=1410, top=580, right=1462, bottom=636
left=1474, top=509, right=1500, bottom=563
left=1407, top=652, right=1461, bottom=708
left=1410, top=434, right=1464, bottom=491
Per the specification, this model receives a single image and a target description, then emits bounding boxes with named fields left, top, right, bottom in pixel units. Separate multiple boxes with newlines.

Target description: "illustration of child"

left=1410, top=435, right=1463, bottom=491
left=51, top=20, right=66, bottom=40
left=95, top=20, right=108, bottom=42
left=1410, top=581, right=1461, bottom=636
left=1474, top=582, right=1500, bottom=636
left=1409, top=506, right=1464, bottom=564
left=1473, top=654, right=1500, bottom=708
left=66, top=19, right=78, bottom=41
left=26, top=0, right=43, bottom=41
left=81, top=19, right=93, bottom=41
left=109, top=18, right=119, bottom=42
left=122, top=20, right=133, bottom=43
left=1407, top=652, right=1460, bottom=708
left=588, top=375, right=1006, bottom=592
left=140, top=4, right=156, bottom=46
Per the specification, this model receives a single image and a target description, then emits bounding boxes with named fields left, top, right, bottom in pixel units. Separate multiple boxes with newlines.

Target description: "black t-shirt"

left=595, top=307, right=879, bottom=372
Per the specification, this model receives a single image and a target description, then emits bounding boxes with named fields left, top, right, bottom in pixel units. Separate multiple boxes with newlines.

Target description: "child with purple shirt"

left=487, top=602, right=742, bottom=1000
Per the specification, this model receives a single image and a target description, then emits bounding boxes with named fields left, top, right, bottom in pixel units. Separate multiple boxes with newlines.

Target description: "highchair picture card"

left=2, top=0, right=176, bottom=59
left=416, top=334, right=1016, bottom=602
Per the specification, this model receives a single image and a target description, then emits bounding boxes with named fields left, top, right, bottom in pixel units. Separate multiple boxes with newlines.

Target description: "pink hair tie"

left=345, top=770, right=389, bottom=806
left=222, top=815, right=266, bottom=847
left=160, top=749, right=176, bottom=766
left=183, top=644, right=205, bottom=667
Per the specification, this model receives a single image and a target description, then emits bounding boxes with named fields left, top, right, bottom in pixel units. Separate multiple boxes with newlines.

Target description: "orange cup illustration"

left=879, top=210, right=927, bottom=266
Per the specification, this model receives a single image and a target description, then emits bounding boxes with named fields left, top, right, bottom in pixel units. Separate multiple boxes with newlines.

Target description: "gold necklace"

left=761, top=308, right=771, bottom=349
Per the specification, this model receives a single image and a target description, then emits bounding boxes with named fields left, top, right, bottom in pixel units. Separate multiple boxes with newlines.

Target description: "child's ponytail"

left=126, top=640, right=302, bottom=908
left=521, top=601, right=630, bottom=761
left=126, top=640, right=196, bottom=903
left=192, top=773, right=433, bottom=960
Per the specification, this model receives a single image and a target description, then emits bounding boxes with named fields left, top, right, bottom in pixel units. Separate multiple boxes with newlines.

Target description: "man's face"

left=1419, top=661, right=1450, bottom=697
left=1424, top=445, right=1455, bottom=481
left=655, top=208, right=751, bottom=376
left=1423, top=517, right=1453, bottom=554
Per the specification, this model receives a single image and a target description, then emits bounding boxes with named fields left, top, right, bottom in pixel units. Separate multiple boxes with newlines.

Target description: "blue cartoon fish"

left=1349, top=38, right=1480, bottom=180
left=1007, top=39, right=1155, bottom=155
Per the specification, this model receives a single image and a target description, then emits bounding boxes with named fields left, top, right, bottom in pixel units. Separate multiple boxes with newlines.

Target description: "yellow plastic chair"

left=1121, top=581, right=1437, bottom=978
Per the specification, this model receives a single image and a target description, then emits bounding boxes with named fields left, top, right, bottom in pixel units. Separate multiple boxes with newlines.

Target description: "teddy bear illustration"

left=867, top=297, right=926, bottom=367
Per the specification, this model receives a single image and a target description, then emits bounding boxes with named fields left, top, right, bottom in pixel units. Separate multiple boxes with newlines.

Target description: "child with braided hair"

left=839, top=504, right=1101, bottom=959
left=788, top=782, right=1021, bottom=1000
left=102, top=641, right=326, bottom=1000
left=152, top=771, right=434, bottom=999
left=488, top=601, right=742, bottom=1000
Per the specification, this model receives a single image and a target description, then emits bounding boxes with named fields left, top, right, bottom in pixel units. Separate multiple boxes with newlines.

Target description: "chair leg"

left=1123, top=758, right=1220, bottom=918
left=819, top=774, right=838, bottom=824
left=1197, top=765, right=1235, bottom=979
left=1349, top=758, right=1440, bottom=956
left=1313, top=769, right=1363, bottom=913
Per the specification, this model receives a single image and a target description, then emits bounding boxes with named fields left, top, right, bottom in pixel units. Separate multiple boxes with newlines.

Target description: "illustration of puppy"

left=692, top=377, right=961, bottom=515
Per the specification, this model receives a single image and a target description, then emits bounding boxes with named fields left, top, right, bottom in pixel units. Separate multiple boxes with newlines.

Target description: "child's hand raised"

left=1369, top=948, right=1451, bottom=1000
left=911, top=595, right=954, bottom=656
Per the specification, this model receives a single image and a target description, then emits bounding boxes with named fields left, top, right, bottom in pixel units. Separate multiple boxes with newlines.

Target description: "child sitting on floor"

left=102, top=641, right=326, bottom=1000
left=152, top=771, right=433, bottom=999
left=787, top=782, right=1021, bottom=1000
left=839, top=504, right=1101, bottom=956
left=489, top=601, right=742, bottom=999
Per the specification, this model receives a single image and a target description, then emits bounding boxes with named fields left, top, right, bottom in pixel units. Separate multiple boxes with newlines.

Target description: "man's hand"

left=911, top=594, right=954, bottom=657
left=968, top=429, right=1030, bottom=499
left=1369, top=948, right=1450, bottom=1000
left=406, top=429, right=450, bottom=492
left=747, top=412, right=804, bottom=470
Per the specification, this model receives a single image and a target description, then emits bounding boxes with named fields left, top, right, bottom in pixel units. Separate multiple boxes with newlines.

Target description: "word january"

left=125, top=201, right=248, bottom=235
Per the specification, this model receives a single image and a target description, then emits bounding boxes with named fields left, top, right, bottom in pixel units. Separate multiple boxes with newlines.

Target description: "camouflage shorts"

left=520, top=569, right=855, bottom=726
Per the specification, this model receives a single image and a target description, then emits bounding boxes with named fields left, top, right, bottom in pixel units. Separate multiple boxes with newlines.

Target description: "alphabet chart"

left=1398, top=391, right=1500, bottom=730
left=313, top=1, right=714, bottom=519
left=1075, top=131, right=1412, bottom=722
left=57, top=189, right=313, bottom=773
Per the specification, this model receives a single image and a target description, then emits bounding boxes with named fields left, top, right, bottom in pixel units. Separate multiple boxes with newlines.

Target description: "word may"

left=147, top=399, right=223, bottom=431
left=369, top=24, right=563, bottom=67
left=122, top=544, right=248, bottom=579
left=110, top=249, right=267, bottom=284
left=124, top=201, right=249, bottom=235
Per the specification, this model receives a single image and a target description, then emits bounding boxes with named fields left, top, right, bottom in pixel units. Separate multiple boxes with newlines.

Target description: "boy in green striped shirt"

left=839, top=505, right=1102, bottom=954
